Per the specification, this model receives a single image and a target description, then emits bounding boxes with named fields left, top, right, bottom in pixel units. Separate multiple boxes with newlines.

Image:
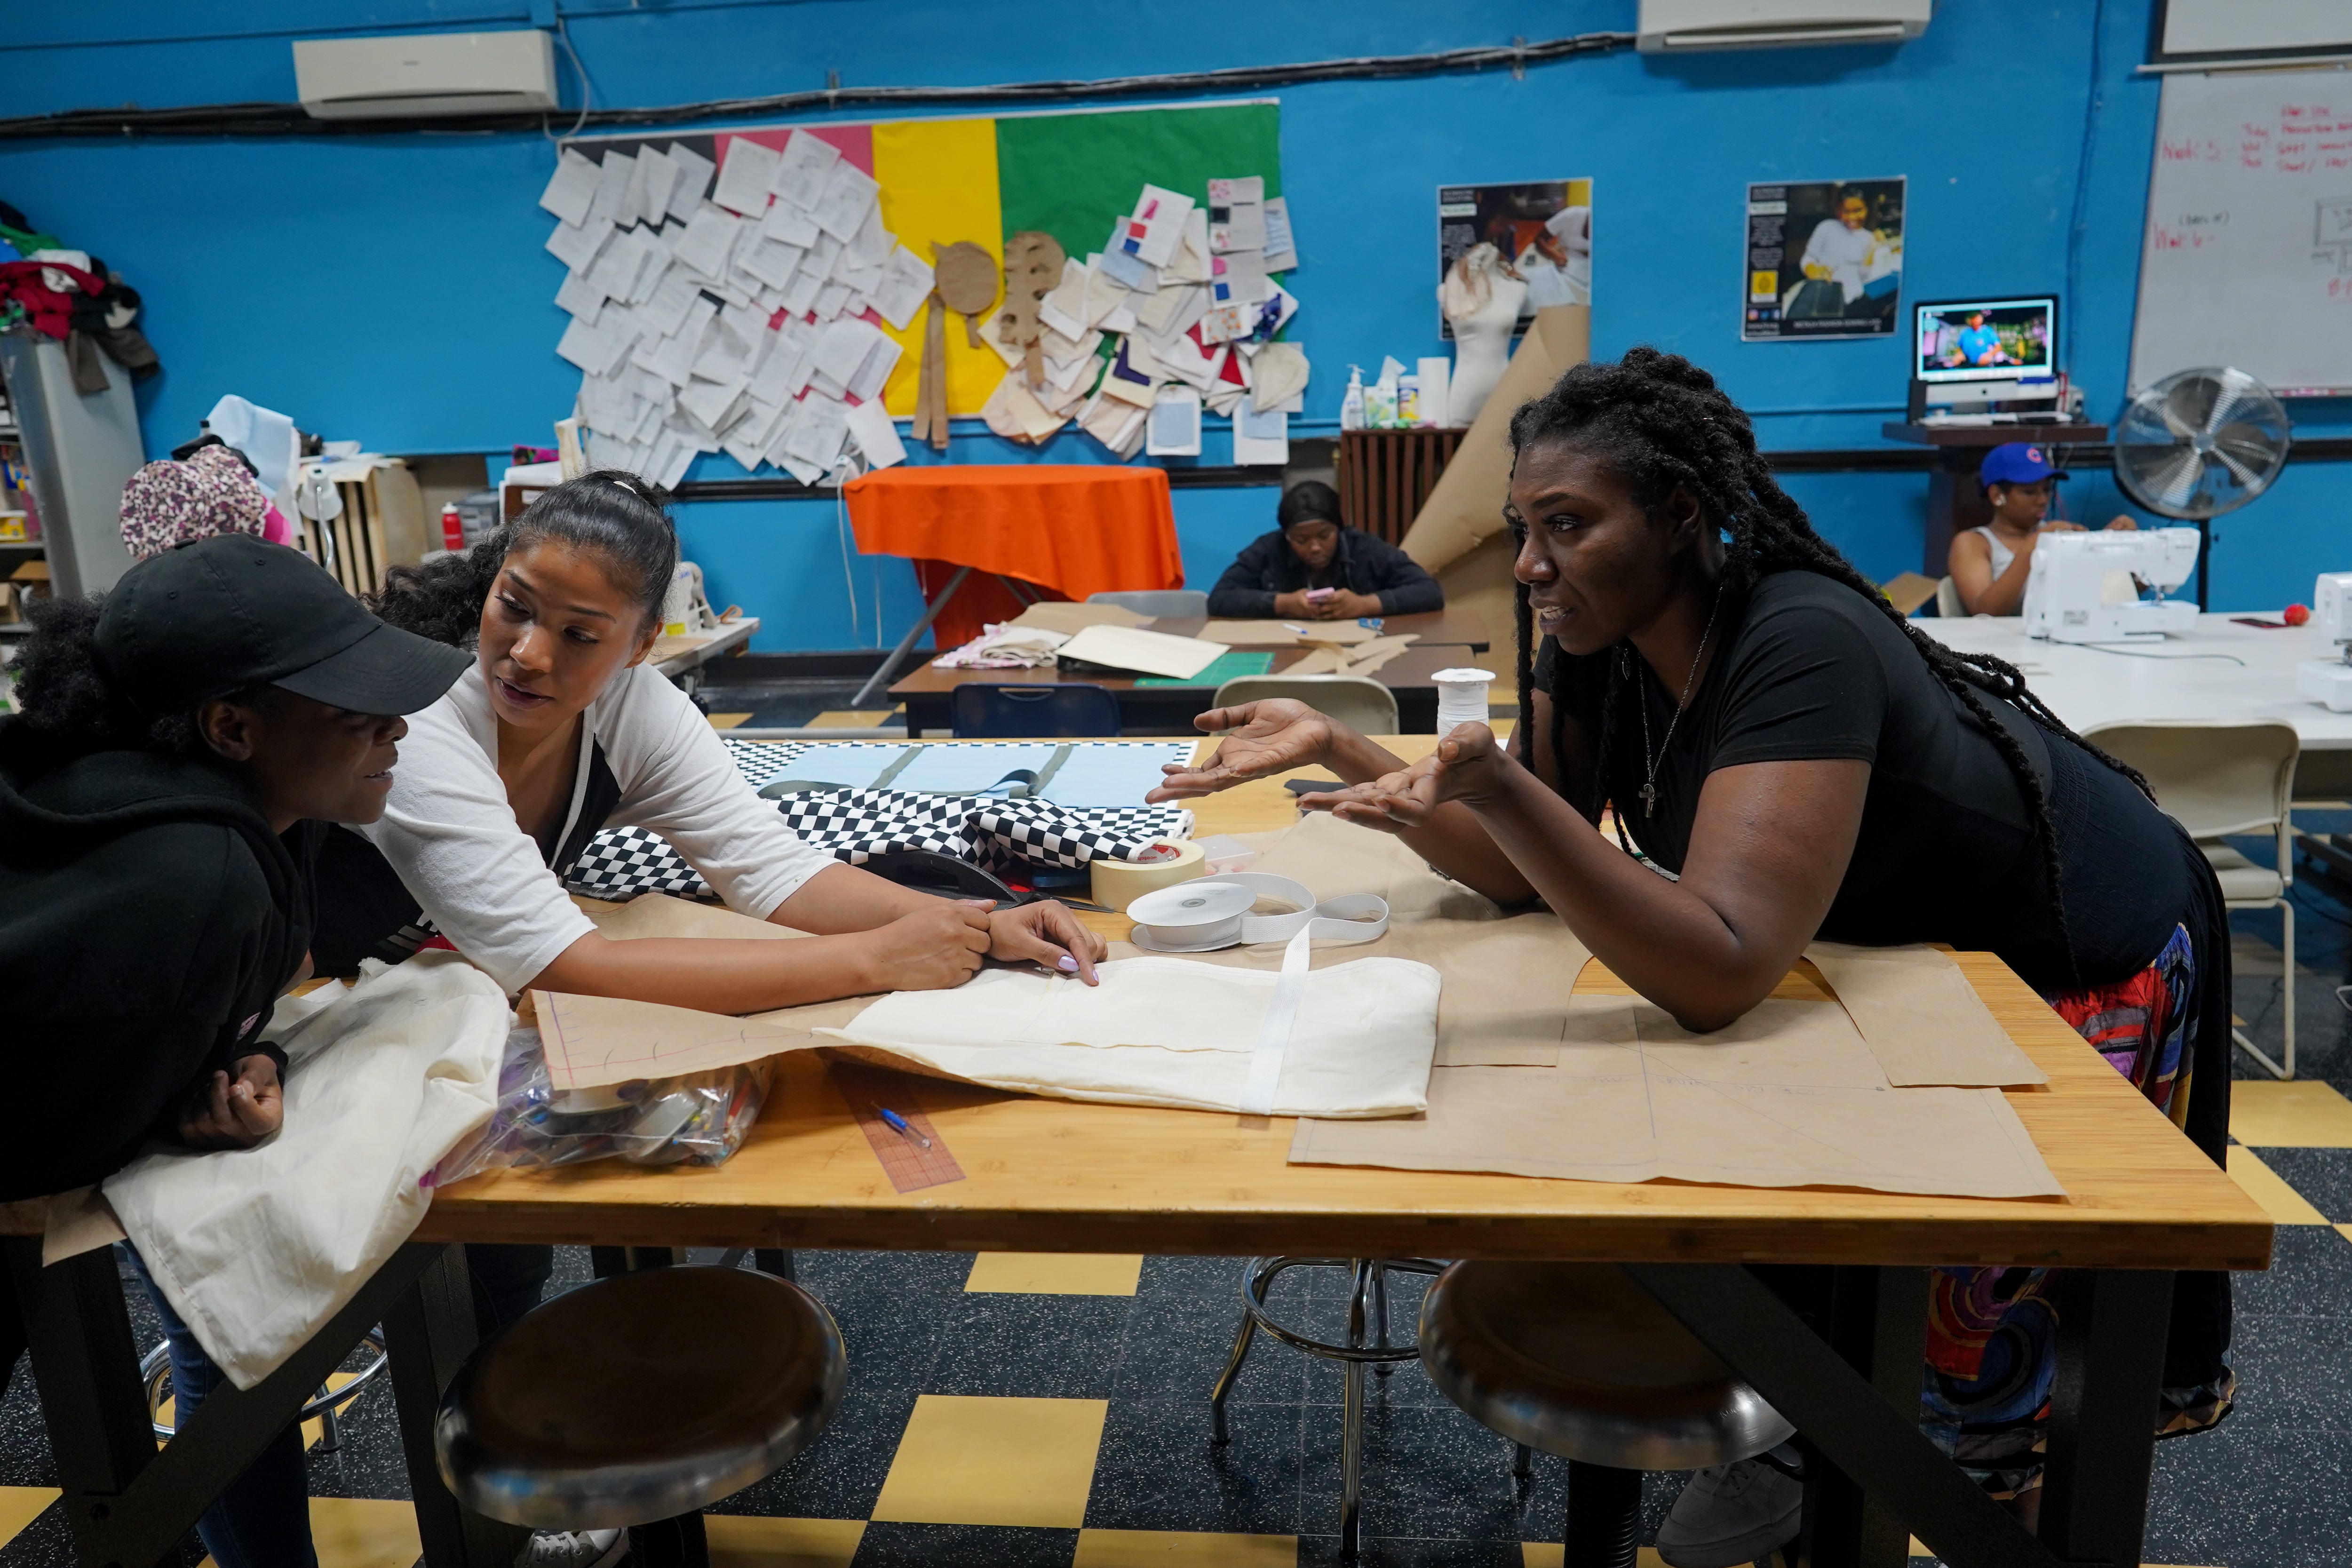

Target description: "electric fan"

left=2112, top=366, right=2292, bottom=519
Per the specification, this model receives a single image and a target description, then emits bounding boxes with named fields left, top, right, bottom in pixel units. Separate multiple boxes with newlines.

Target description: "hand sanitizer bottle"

left=1339, top=365, right=1366, bottom=432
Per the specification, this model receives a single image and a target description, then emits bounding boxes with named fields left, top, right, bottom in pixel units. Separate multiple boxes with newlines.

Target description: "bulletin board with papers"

left=537, top=100, right=1300, bottom=483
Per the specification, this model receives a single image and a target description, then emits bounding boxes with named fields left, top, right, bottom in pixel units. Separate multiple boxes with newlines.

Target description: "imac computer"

left=1909, top=295, right=2061, bottom=419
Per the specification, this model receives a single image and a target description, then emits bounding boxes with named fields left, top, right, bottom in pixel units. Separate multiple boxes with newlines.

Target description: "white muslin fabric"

left=817, top=950, right=1440, bottom=1118
left=104, top=953, right=509, bottom=1390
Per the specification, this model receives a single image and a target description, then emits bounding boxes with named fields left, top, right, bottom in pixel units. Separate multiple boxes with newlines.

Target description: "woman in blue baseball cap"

left=1947, top=442, right=2137, bottom=614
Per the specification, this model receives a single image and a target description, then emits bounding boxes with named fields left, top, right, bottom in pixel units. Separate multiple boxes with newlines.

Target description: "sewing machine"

left=2294, top=572, right=2352, bottom=710
left=2019, top=528, right=2201, bottom=643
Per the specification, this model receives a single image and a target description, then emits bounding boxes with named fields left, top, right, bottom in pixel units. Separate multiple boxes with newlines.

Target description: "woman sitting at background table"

left=1206, top=479, right=1443, bottom=621
left=313, top=471, right=1104, bottom=1568
left=1151, top=348, right=2231, bottom=1566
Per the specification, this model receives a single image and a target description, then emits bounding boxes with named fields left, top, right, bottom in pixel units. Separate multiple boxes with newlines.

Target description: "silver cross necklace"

left=1635, top=583, right=1727, bottom=819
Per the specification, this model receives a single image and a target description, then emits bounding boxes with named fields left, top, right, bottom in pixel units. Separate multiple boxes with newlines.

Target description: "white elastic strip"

left=1237, top=923, right=1316, bottom=1117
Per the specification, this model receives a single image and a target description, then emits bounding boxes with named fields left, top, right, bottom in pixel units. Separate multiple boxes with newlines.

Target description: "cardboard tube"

left=1089, top=839, right=1207, bottom=912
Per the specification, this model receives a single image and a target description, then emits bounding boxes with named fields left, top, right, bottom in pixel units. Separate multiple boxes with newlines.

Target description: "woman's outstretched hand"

left=1145, top=699, right=1338, bottom=802
left=1299, top=723, right=1510, bottom=835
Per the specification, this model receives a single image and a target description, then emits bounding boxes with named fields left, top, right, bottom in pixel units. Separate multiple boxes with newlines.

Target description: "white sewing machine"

left=2019, top=527, right=2201, bottom=643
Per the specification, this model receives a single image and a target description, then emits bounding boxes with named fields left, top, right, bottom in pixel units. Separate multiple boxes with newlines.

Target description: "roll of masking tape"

left=1090, top=839, right=1207, bottom=912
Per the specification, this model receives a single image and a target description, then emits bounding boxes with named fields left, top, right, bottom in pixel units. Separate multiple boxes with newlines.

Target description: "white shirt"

left=1969, top=525, right=2018, bottom=580
left=1514, top=246, right=1590, bottom=308
left=1799, top=219, right=1876, bottom=302
left=360, top=662, right=834, bottom=993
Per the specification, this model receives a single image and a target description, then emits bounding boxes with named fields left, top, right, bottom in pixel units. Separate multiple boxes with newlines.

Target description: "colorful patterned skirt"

left=1917, top=922, right=2234, bottom=1496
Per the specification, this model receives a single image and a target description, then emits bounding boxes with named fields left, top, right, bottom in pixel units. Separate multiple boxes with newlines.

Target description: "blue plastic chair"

left=950, top=683, right=1123, bottom=738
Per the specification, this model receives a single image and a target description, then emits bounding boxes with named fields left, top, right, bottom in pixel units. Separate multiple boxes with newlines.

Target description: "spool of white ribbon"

left=1126, top=875, right=1390, bottom=1115
left=1430, top=667, right=1498, bottom=734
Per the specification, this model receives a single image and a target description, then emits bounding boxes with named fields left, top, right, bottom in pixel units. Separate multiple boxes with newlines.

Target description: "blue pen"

left=875, top=1106, right=932, bottom=1149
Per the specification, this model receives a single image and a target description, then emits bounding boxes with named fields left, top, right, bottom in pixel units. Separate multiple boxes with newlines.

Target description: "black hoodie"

left=0, top=741, right=318, bottom=1200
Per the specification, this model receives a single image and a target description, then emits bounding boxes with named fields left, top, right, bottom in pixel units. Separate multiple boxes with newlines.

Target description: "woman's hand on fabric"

left=178, top=1055, right=285, bottom=1149
left=859, top=901, right=992, bottom=991
left=1300, top=724, right=1511, bottom=835
left=982, top=899, right=1106, bottom=985
left=1147, top=699, right=1340, bottom=801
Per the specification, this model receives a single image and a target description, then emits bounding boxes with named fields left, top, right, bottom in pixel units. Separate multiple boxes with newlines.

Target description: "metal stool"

left=1419, top=1261, right=1794, bottom=1568
left=1209, top=1257, right=1446, bottom=1560
left=435, top=1265, right=845, bottom=1568
left=143, top=1328, right=390, bottom=1452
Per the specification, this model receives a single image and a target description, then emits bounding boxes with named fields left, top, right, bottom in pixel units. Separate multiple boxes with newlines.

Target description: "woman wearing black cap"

left=0, top=533, right=469, bottom=1568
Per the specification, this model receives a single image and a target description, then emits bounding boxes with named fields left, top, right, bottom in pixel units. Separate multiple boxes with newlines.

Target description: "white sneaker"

left=1655, top=1458, right=1803, bottom=1568
left=515, top=1528, right=628, bottom=1568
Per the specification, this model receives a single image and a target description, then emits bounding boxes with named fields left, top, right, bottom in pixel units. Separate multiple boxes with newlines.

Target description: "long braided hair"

left=1507, top=347, right=2150, bottom=981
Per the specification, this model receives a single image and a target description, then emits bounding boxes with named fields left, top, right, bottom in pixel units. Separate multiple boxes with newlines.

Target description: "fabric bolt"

left=118, top=445, right=273, bottom=560
left=818, top=952, right=1440, bottom=1117
left=845, top=466, right=1183, bottom=652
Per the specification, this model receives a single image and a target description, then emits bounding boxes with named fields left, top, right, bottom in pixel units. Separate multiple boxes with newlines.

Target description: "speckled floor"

left=1, top=863, right=2347, bottom=1568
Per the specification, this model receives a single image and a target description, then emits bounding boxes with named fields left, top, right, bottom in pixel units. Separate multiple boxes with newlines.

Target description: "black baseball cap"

left=95, top=535, right=470, bottom=716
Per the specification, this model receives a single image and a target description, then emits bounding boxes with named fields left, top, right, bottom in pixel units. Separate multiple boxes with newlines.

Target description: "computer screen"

left=1914, top=297, right=2058, bottom=384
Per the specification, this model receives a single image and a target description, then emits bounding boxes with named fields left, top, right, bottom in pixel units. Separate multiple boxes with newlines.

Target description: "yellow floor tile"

left=2231, top=1079, right=2352, bottom=1146
left=871, top=1394, right=1109, bottom=1528
left=1521, top=1547, right=1664, bottom=1567
left=706, top=1514, right=866, bottom=1567
left=808, top=709, right=894, bottom=728
left=200, top=1497, right=421, bottom=1568
left=707, top=712, right=754, bottom=729
left=0, top=1487, right=57, bottom=1550
left=2226, top=1146, right=2329, bottom=1224
left=1075, top=1528, right=1297, bottom=1566
left=966, top=1252, right=1144, bottom=1296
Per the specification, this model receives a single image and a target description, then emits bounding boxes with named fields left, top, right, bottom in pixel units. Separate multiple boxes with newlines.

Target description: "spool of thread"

left=1430, top=667, right=1498, bottom=734
left=1090, top=838, right=1207, bottom=912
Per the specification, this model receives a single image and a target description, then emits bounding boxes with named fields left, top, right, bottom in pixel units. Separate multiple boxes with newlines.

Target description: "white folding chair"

left=2082, top=721, right=2301, bottom=1078
left=1935, top=575, right=1968, bottom=619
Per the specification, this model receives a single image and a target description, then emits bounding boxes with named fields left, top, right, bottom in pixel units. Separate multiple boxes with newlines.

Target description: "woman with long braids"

left=1150, top=349, right=2231, bottom=1567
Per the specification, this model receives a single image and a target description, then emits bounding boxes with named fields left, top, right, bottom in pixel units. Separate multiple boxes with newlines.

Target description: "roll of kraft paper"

left=1090, top=839, right=1206, bottom=912
left=1430, top=668, right=1498, bottom=733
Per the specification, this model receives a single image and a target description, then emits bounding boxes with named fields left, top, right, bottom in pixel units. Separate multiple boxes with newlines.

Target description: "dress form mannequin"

left=1439, top=243, right=1530, bottom=427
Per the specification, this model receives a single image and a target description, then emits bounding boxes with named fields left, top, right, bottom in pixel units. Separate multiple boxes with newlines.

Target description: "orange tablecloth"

left=843, top=465, right=1183, bottom=650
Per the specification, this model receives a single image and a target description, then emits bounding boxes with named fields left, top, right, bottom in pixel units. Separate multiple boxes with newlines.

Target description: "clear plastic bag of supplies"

left=427, top=1026, right=769, bottom=1188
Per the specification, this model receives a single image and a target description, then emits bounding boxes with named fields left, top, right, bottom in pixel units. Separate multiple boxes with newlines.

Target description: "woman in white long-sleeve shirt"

left=314, top=470, right=1101, bottom=1004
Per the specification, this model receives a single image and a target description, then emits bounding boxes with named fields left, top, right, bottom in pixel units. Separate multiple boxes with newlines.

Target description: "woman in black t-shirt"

left=1149, top=348, right=2231, bottom=1545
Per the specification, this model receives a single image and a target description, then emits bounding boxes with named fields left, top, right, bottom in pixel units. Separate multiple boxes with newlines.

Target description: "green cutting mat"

left=1134, top=651, right=1276, bottom=689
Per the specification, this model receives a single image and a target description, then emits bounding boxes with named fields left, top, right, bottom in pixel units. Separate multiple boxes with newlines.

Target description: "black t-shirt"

left=1536, top=569, right=2209, bottom=995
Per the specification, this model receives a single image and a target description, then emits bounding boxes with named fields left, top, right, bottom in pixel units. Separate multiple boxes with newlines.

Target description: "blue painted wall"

left=3, top=0, right=2344, bottom=646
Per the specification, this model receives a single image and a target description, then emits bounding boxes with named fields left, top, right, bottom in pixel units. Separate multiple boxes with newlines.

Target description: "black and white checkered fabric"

left=564, top=760, right=1194, bottom=903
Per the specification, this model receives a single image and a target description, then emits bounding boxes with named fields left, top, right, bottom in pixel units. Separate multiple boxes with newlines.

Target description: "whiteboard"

left=2129, top=68, right=2352, bottom=395
left=2159, top=0, right=2352, bottom=62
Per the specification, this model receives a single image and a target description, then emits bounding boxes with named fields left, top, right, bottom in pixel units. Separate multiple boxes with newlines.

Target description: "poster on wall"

left=1742, top=177, right=1904, bottom=341
left=1436, top=179, right=1592, bottom=338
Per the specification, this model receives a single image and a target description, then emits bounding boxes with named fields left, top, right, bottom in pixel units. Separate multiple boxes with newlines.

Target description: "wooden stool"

left=435, top=1266, right=845, bottom=1567
left=1418, top=1261, right=1794, bottom=1568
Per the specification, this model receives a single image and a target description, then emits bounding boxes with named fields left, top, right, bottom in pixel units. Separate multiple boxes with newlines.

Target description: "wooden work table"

left=420, top=735, right=2267, bottom=1273
left=889, top=645, right=1484, bottom=737
left=1144, top=607, right=1494, bottom=653
left=14, top=735, right=2267, bottom=1568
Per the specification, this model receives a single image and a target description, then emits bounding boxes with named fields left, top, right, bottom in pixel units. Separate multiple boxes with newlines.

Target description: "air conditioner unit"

left=1637, top=0, right=1933, bottom=52
left=293, top=30, right=557, bottom=119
